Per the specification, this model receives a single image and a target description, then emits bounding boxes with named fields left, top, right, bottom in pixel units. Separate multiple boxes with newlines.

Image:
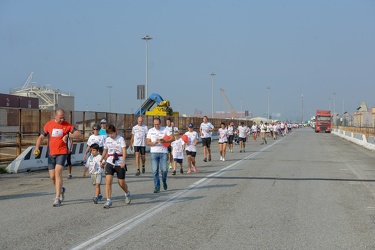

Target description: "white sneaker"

left=220, top=156, right=223, bottom=161
left=222, top=158, right=225, bottom=161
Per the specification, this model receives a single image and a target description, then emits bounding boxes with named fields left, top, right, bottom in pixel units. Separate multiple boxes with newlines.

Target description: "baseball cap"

left=188, top=123, right=194, bottom=128
left=100, top=119, right=107, bottom=124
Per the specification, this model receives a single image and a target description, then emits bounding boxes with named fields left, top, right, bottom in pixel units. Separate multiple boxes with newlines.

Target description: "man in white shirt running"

left=130, top=116, right=148, bottom=176
left=200, top=116, right=214, bottom=162
left=237, top=122, right=249, bottom=153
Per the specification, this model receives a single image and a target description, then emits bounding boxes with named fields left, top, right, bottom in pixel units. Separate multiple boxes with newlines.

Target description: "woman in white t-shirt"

left=218, top=122, right=228, bottom=161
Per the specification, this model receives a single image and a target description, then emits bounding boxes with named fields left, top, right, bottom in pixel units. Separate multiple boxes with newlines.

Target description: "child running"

left=171, top=130, right=185, bottom=175
left=184, top=123, right=199, bottom=174
left=218, top=122, right=228, bottom=161
left=83, top=143, right=103, bottom=204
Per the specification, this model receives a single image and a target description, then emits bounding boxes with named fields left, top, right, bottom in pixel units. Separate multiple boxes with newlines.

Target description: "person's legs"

left=135, top=151, right=140, bottom=170
left=222, top=143, right=227, bottom=160
left=105, top=175, right=113, bottom=200
left=160, top=153, right=168, bottom=190
left=151, top=153, right=160, bottom=190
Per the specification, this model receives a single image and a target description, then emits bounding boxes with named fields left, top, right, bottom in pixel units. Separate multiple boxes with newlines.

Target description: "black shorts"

left=239, top=137, right=247, bottom=142
left=202, top=137, right=211, bottom=148
left=48, top=154, right=67, bottom=170
left=228, top=135, right=234, bottom=144
left=66, top=152, right=72, bottom=166
left=168, top=145, right=172, bottom=153
left=173, top=158, right=183, bottom=164
left=185, top=150, right=197, bottom=157
left=134, top=146, right=146, bottom=155
left=105, top=163, right=127, bottom=179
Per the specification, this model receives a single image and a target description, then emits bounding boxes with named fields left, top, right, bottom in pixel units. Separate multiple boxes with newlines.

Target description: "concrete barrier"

left=332, top=129, right=375, bottom=151
left=6, top=142, right=87, bottom=173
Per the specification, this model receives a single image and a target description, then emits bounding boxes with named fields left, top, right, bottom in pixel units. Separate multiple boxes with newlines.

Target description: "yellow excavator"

left=135, top=93, right=179, bottom=116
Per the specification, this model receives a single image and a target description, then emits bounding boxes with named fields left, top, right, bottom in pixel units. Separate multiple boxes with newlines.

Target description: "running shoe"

left=53, top=197, right=61, bottom=207
left=98, top=194, right=103, bottom=201
left=93, top=197, right=98, bottom=204
left=172, top=170, right=176, bottom=175
left=203, top=158, right=207, bottom=162
left=60, top=187, right=65, bottom=201
left=154, top=187, right=160, bottom=193
left=240, top=150, right=242, bottom=153
left=163, top=182, right=168, bottom=191
left=168, top=163, right=173, bottom=169
left=142, top=166, right=145, bottom=174
left=135, top=169, right=140, bottom=176
left=180, top=168, right=183, bottom=174
left=220, top=156, right=223, bottom=161
left=192, top=165, right=197, bottom=172
left=125, top=192, right=131, bottom=204
left=222, top=158, right=225, bottom=162
left=103, top=200, right=112, bottom=209
left=208, top=155, right=211, bottom=161
left=68, top=174, right=72, bottom=179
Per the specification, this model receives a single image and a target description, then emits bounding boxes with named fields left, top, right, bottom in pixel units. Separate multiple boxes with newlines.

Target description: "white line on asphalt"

left=72, top=139, right=283, bottom=250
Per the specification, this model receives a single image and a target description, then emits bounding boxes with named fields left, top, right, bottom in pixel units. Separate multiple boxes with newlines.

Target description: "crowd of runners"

left=34, top=109, right=299, bottom=208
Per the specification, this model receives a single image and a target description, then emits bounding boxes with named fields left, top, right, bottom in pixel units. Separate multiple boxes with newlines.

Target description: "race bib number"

left=52, top=128, right=63, bottom=137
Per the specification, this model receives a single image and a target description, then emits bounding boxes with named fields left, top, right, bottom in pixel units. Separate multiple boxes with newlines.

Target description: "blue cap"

left=188, top=123, right=194, bottom=128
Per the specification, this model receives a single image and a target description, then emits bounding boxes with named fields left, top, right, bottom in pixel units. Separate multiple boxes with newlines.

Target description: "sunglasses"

left=93, top=128, right=99, bottom=130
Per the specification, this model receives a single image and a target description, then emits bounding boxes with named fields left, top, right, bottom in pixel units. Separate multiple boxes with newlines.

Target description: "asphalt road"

left=1, top=128, right=375, bottom=250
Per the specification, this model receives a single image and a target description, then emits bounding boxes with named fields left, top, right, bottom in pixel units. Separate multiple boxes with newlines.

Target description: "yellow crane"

left=220, top=88, right=236, bottom=118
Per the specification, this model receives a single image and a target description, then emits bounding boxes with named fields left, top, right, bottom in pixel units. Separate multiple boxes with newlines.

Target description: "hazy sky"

left=1, top=0, right=374, bottom=121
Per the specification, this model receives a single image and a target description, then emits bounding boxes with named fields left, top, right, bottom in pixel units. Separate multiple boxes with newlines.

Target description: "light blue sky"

left=1, top=0, right=374, bottom=121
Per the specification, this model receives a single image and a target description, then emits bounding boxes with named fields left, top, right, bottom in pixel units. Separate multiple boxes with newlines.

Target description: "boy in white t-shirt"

left=83, top=143, right=103, bottom=204
left=171, top=131, right=185, bottom=175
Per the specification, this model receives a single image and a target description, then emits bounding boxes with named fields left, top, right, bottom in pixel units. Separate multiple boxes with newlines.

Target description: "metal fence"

left=0, top=108, right=247, bottom=163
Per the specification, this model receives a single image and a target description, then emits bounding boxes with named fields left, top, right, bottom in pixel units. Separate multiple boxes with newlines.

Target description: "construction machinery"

left=134, top=93, right=179, bottom=116
left=220, top=88, right=236, bottom=118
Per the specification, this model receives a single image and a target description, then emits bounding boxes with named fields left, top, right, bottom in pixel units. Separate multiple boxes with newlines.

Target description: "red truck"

left=315, top=110, right=332, bottom=133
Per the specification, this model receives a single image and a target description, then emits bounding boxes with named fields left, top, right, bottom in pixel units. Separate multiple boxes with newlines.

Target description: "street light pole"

left=107, top=85, right=113, bottom=112
left=301, top=94, right=304, bottom=124
left=211, top=72, right=216, bottom=118
left=142, top=35, right=153, bottom=99
left=267, top=86, right=271, bottom=121
left=333, top=92, right=336, bottom=125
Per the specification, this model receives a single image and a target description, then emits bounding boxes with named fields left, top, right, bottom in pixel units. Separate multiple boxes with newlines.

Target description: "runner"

left=171, top=131, right=185, bottom=175
left=83, top=124, right=105, bottom=162
left=184, top=123, right=199, bottom=174
left=238, top=122, right=249, bottom=153
left=218, top=122, right=228, bottom=161
left=251, top=122, right=258, bottom=142
left=165, top=118, right=178, bottom=169
left=260, top=121, right=267, bottom=145
left=200, top=116, right=214, bottom=162
left=82, top=143, right=103, bottom=204
left=227, top=121, right=235, bottom=153
left=34, top=109, right=82, bottom=207
left=100, top=124, right=131, bottom=209
left=130, top=116, right=148, bottom=176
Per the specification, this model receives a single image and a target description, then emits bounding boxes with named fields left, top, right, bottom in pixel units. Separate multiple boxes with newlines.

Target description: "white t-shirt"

left=165, top=125, right=179, bottom=136
left=87, top=134, right=105, bottom=148
left=251, top=124, right=258, bottom=133
left=132, top=124, right=148, bottom=147
left=200, top=122, right=214, bottom=138
left=104, top=135, right=126, bottom=166
left=85, top=154, right=102, bottom=174
left=227, top=126, right=234, bottom=136
left=171, top=138, right=185, bottom=159
left=218, top=128, right=228, bottom=143
left=260, top=124, right=267, bottom=133
left=147, top=127, right=169, bottom=153
left=184, top=131, right=199, bottom=152
left=238, top=125, right=249, bottom=138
